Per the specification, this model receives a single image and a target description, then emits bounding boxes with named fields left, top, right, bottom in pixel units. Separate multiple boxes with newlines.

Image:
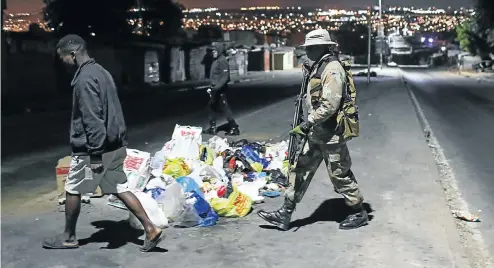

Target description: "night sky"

left=6, top=0, right=474, bottom=14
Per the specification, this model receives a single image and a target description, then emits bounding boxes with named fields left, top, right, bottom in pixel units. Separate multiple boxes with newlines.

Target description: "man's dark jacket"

left=209, top=55, right=230, bottom=93
left=70, top=59, right=127, bottom=163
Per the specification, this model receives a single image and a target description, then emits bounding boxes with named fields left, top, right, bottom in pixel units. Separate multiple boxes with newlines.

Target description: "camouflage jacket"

left=305, top=54, right=346, bottom=144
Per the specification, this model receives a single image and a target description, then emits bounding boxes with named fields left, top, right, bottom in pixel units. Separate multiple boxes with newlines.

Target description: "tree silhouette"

left=335, top=22, right=371, bottom=56
left=196, top=25, right=223, bottom=41
left=138, top=0, right=184, bottom=38
left=43, top=0, right=183, bottom=39
left=476, top=0, right=494, bottom=29
left=43, top=0, right=135, bottom=38
left=28, top=23, right=44, bottom=34
left=455, top=0, right=494, bottom=58
left=456, top=20, right=479, bottom=54
left=473, top=0, right=494, bottom=55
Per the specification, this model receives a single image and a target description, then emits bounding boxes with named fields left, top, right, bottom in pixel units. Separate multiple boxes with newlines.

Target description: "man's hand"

left=90, top=163, right=104, bottom=174
left=90, top=156, right=104, bottom=174
left=302, top=61, right=312, bottom=76
left=290, top=121, right=313, bottom=137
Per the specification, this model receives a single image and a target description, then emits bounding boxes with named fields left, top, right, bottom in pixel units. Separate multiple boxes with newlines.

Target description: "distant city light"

left=3, top=5, right=475, bottom=35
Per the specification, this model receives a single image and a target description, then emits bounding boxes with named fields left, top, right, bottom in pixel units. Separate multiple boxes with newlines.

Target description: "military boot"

left=204, top=121, right=217, bottom=135
left=257, top=198, right=295, bottom=231
left=226, top=126, right=240, bottom=136
left=226, top=121, right=240, bottom=136
left=339, top=203, right=369, bottom=230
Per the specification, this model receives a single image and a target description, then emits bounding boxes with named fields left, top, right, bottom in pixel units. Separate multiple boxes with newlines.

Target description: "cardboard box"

left=56, top=156, right=103, bottom=201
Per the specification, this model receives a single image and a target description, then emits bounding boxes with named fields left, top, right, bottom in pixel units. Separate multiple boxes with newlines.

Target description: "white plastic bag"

left=187, top=159, right=204, bottom=173
left=150, top=170, right=175, bottom=186
left=267, top=159, right=284, bottom=171
left=175, top=203, right=202, bottom=228
left=212, top=156, right=224, bottom=171
left=129, top=191, right=168, bottom=230
left=231, top=173, right=244, bottom=186
left=186, top=168, right=206, bottom=186
left=202, top=165, right=228, bottom=185
left=160, top=140, right=175, bottom=159
left=167, top=125, right=202, bottom=161
left=124, top=149, right=151, bottom=191
left=146, top=177, right=167, bottom=190
left=208, top=136, right=230, bottom=153
left=156, top=182, right=186, bottom=223
left=238, top=177, right=267, bottom=203
left=150, top=149, right=167, bottom=171
left=188, top=165, right=226, bottom=186
left=265, top=140, right=289, bottom=162
left=126, top=171, right=150, bottom=192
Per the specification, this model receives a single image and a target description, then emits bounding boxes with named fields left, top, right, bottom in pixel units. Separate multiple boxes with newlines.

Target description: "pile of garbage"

left=108, top=125, right=290, bottom=230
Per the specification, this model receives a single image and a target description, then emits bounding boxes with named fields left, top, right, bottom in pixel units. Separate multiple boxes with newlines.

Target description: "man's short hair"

left=56, top=34, right=87, bottom=56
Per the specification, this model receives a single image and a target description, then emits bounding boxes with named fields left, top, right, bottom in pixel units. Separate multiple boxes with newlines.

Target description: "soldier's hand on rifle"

left=290, top=121, right=313, bottom=137
left=302, top=61, right=312, bottom=76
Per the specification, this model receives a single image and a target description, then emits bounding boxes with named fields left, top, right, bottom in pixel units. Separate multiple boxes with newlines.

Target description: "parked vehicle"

left=472, top=60, right=493, bottom=72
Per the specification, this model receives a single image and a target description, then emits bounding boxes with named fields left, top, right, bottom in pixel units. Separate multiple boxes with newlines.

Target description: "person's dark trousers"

left=208, top=92, right=237, bottom=125
left=206, top=87, right=239, bottom=134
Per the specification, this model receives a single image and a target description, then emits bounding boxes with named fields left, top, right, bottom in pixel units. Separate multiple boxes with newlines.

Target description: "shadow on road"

left=78, top=220, right=167, bottom=252
left=259, top=198, right=374, bottom=231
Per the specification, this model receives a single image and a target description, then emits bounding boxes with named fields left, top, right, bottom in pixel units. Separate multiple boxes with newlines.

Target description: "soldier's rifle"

left=286, top=62, right=311, bottom=175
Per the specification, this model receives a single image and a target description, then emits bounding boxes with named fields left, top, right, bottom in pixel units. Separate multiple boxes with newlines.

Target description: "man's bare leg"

left=42, top=192, right=81, bottom=249
left=63, top=192, right=81, bottom=241
left=117, top=191, right=163, bottom=251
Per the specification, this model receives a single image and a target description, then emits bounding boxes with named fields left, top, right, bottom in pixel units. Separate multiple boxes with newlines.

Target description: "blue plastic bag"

left=190, top=191, right=219, bottom=227
left=176, top=176, right=205, bottom=199
left=241, top=146, right=270, bottom=169
left=145, top=188, right=166, bottom=200
left=246, top=172, right=267, bottom=180
left=177, top=191, right=218, bottom=228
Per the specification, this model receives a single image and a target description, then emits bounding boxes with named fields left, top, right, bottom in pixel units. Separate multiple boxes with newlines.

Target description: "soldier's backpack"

left=312, top=57, right=359, bottom=141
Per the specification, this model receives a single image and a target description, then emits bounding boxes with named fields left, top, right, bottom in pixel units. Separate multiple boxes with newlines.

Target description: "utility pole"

left=135, top=0, right=144, bottom=34
left=367, top=11, right=371, bottom=84
left=379, top=0, right=383, bottom=70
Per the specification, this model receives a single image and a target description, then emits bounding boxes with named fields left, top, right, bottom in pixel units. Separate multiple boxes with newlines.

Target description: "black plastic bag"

left=230, top=139, right=250, bottom=147
left=267, top=169, right=289, bottom=187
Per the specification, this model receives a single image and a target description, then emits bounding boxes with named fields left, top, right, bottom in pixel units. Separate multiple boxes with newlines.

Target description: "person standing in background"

left=204, top=45, right=240, bottom=136
left=201, top=48, right=214, bottom=79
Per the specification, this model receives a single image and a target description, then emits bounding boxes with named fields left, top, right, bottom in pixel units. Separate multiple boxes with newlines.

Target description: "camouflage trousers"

left=285, top=140, right=364, bottom=207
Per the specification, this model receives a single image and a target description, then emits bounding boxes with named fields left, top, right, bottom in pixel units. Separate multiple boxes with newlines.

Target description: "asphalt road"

left=1, top=69, right=472, bottom=268
left=402, top=69, right=494, bottom=258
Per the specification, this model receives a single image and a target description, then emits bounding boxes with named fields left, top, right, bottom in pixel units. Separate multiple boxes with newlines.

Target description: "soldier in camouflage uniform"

left=258, top=29, right=368, bottom=231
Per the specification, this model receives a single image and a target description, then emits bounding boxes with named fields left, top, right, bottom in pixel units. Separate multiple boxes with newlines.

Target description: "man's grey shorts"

left=65, top=147, right=130, bottom=195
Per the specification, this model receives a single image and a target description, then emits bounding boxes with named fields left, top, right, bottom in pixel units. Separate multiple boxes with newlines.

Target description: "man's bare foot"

left=145, top=227, right=161, bottom=241
left=140, top=228, right=165, bottom=252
